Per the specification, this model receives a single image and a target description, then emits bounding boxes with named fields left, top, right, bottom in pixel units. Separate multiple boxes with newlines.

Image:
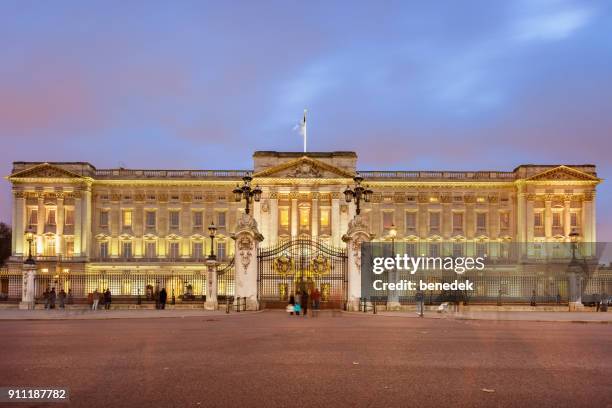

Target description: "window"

left=552, top=212, right=562, bottom=227
left=168, top=242, right=180, bottom=259
left=476, top=243, right=487, bottom=257
left=429, top=243, right=440, bottom=257
left=382, top=211, right=394, bottom=230
left=44, top=237, right=56, bottom=256
left=320, top=209, right=330, bottom=228
left=122, top=210, right=132, bottom=228
left=100, top=210, right=109, bottom=228
left=193, top=242, right=204, bottom=259
left=476, top=213, right=487, bottom=230
left=405, top=212, right=416, bottom=231
left=99, top=242, right=109, bottom=259
left=405, top=243, right=416, bottom=257
left=122, top=241, right=132, bottom=258
left=499, top=212, right=510, bottom=230
left=452, top=243, right=463, bottom=257
left=429, top=212, right=440, bottom=230
left=145, top=242, right=156, bottom=258
left=28, top=208, right=38, bottom=228
left=299, top=208, right=309, bottom=231
left=193, top=211, right=203, bottom=228
left=145, top=211, right=156, bottom=229
left=279, top=208, right=289, bottom=228
left=46, top=208, right=56, bottom=225
left=217, top=241, right=226, bottom=260
left=65, top=241, right=74, bottom=257
left=452, top=213, right=463, bottom=231
left=570, top=212, right=578, bottom=227
left=217, top=211, right=226, bottom=228
left=534, top=213, right=543, bottom=227
left=64, top=208, right=74, bottom=226
left=169, top=211, right=180, bottom=229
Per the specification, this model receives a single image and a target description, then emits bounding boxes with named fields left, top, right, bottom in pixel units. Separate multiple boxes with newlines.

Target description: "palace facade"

left=3, top=151, right=603, bottom=308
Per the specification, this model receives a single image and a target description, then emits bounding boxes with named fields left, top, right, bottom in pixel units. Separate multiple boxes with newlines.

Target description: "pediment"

left=253, top=156, right=354, bottom=179
left=527, top=166, right=599, bottom=182
left=9, top=163, right=85, bottom=180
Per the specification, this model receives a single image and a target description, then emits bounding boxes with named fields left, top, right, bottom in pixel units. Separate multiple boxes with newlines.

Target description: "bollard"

left=373, top=299, right=377, bottom=314
left=362, top=298, right=366, bottom=313
left=236, top=297, right=241, bottom=313
left=243, top=297, right=247, bottom=311
left=226, top=297, right=230, bottom=314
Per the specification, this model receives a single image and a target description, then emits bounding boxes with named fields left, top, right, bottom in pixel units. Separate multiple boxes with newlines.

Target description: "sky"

left=0, top=0, right=611, bottom=239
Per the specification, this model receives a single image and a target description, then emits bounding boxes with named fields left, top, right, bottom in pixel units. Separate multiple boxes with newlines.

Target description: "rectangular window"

left=382, top=211, right=394, bottom=230
left=99, top=242, right=109, bottom=259
left=28, top=208, right=38, bottom=228
left=405, top=212, right=416, bottom=231
left=429, top=212, right=440, bottom=230
left=499, top=212, right=510, bottom=230
left=299, top=208, right=309, bottom=231
left=320, top=209, right=330, bottom=228
left=452, top=213, right=463, bottom=231
left=476, top=213, right=487, bottom=230
left=279, top=208, right=289, bottom=228
left=193, top=211, right=203, bottom=228
left=46, top=208, right=56, bottom=225
left=65, top=241, right=74, bottom=257
left=405, top=243, right=416, bottom=257
left=64, top=208, right=74, bottom=226
left=169, top=211, right=180, bottom=229
left=192, top=242, right=203, bottom=259
left=100, top=210, right=109, bottom=228
left=217, top=241, right=226, bottom=260
left=168, top=242, right=180, bottom=259
left=145, top=242, right=156, bottom=258
left=570, top=212, right=578, bottom=227
left=552, top=212, right=562, bottom=227
left=217, top=211, right=226, bottom=228
left=429, top=243, right=440, bottom=258
left=122, top=241, right=132, bottom=258
left=452, top=243, right=463, bottom=257
left=476, top=243, right=487, bottom=257
left=145, top=211, right=156, bottom=229
left=122, top=210, right=132, bottom=228
left=534, top=213, right=543, bottom=227
left=44, top=237, right=56, bottom=256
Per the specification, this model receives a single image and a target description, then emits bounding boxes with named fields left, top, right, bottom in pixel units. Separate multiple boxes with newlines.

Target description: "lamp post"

left=20, top=227, right=37, bottom=310
left=343, top=173, right=373, bottom=216
left=25, top=227, right=35, bottom=265
left=387, top=224, right=400, bottom=310
left=208, top=221, right=217, bottom=261
left=233, top=174, right=262, bottom=215
left=205, top=221, right=219, bottom=311
left=567, top=229, right=585, bottom=311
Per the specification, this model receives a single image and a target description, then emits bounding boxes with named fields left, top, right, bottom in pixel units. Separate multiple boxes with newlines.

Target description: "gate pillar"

left=342, top=215, right=373, bottom=311
left=232, top=213, right=264, bottom=311
left=19, top=263, right=36, bottom=310
left=205, top=259, right=218, bottom=311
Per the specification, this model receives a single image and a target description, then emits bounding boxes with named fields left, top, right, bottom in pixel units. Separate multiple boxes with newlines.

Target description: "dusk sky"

left=1, top=1, right=611, bottom=239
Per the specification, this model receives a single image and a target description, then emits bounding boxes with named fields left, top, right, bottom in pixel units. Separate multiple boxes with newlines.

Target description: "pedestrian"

left=312, top=288, right=321, bottom=312
left=294, top=291, right=301, bottom=316
left=159, top=288, right=167, bottom=310
left=67, top=289, right=73, bottom=305
left=415, top=290, right=424, bottom=317
left=155, top=288, right=160, bottom=310
left=49, top=288, right=56, bottom=309
left=92, top=289, right=99, bottom=310
left=43, top=286, right=50, bottom=309
left=288, top=292, right=295, bottom=316
left=530, top=290, right=537, bottom=307
left=59, top=289, right=66, bottom=309
left=104, top=288, right=112, bottom=310
left=301, top=289, right=309, bottom=317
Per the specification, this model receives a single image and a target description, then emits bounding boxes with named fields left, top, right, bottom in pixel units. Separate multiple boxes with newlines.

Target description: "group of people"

left=43, top=287, right=70, bottom=309
left=286, top=287, right=321, bottom=317
left=90, top=289, right=112, bottom=310
left=154, top=288, right=168, bottom=309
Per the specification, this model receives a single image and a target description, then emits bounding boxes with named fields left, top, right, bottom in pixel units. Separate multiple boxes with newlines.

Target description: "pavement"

left=0, top=308, right=610, bottom=323
left=0, top=310, right=610, bottom=408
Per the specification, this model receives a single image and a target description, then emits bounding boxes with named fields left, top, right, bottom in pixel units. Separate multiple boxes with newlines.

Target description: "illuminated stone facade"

left=6, top=151, right=601, bottom=303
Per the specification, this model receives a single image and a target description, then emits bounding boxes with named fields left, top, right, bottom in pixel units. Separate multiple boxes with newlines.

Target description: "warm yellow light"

left=280, top=208, right=289, bottom=227
left=299, top=208, right=309, bottom=227
left=320, top=209, right=329, bottom=227
left=123, top=210, right=132, bottom=227
left=429, top=197, right=438, bottom=203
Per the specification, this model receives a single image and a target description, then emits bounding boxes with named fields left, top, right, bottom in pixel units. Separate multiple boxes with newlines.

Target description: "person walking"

left=415, top=290, right=424, bottom=317
left=301, top=289, right=309, bottom=317
left=294, top=291, right=301, bottom=316
left=59, top=289, right=66, bottom=309
left=92, top=289, right=100, bottom=310
left=312, top=288, right=321, bottom=315
left=49, top=288, right=57, bottom=309
left=154, top=288, right=160, bottom=310
left=159, top=288, right=167, bottom=310
left=43, top=287, right=50, bottom=310
left=104, top=289, right=112, bottom=310
left=288, top=292, right=296, bottom=315
left=67, top=289, right=73, bottom=305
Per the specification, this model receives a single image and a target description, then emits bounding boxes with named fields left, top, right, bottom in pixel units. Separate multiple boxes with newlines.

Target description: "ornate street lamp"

left=25, top=227, right=35, bottom=265
left=233, top=174, right=262, bottom=215
left=343, top=173, right=373, bottom=215
left=569, top=229, right=580, bottom=261
left=207, top=221, right=217, bottom=261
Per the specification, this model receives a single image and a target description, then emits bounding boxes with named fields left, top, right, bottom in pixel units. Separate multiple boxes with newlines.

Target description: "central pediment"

left=253, top=156, right=355, bottom=179
left=8, top=163, right=87, bottom=180
left=526, top=165, right=600, bottom=182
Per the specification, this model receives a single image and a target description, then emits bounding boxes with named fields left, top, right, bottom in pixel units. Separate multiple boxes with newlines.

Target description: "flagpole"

left=303, top=109, right=307, bottom=153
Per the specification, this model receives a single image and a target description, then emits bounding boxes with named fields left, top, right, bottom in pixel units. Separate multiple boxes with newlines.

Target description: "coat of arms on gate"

left=273, top=255, right=294, bottom=277
left=310, top=255, right=331, bottom=276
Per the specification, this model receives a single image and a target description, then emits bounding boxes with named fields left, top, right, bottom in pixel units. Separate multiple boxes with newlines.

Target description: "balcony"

left=89, top=256, right=231, bottom=263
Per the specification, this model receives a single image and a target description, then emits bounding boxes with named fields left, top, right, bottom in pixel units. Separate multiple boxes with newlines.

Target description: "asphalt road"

left=1, top=311, right=610, bottom=408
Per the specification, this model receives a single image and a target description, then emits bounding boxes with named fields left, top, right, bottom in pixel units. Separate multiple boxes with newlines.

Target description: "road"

left=1, top=311, right=610, bottom=407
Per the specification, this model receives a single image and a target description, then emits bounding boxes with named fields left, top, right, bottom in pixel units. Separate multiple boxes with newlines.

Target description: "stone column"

left=544, top=197, right=552, bottom=240
left=563, top=198, right=571, bottom=239
left=82, top=186, right=92, bottom=258
left=74, top=193, right=82, bottom=257
left=13, top=190, right=25, bottom=256
left=342, top=215, right=372, bottom=311
left=205, top=259, right=218, bottom=310
left=56, top=194, right=64, bottom=256
left=516, top=187, right=527, bottom=243
left=269, top=193, right=278, bottom=245
left=331, top=193, right=341, bottom=247
left=36, top=194, right=44, bottom=255
left=19, top=262, right=37, bottom=310
left=290, top=194, right=298, bottom=238
left=232, top=214, right=264, bottom=310
left=311, top=193, right=319, bottom=239
left=387, top=238, right=401, bottom=311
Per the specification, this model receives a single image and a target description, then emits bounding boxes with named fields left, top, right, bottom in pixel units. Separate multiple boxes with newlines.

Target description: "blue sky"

left=0, top=0, right=611, bottom=238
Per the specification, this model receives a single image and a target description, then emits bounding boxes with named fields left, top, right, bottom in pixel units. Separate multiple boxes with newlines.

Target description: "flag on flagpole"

left=300, top=109, right=307, bottom=152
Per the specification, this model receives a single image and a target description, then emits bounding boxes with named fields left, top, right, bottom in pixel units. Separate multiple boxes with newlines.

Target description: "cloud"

left=512, top=3, right=594, bottom=42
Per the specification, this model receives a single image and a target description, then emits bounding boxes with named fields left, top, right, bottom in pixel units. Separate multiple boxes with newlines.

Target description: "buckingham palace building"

left=3, top=151, right=608, bottom=310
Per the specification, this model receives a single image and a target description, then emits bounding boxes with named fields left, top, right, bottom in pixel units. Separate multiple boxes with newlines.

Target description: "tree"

left=0, top=223, right=11, bottom=266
